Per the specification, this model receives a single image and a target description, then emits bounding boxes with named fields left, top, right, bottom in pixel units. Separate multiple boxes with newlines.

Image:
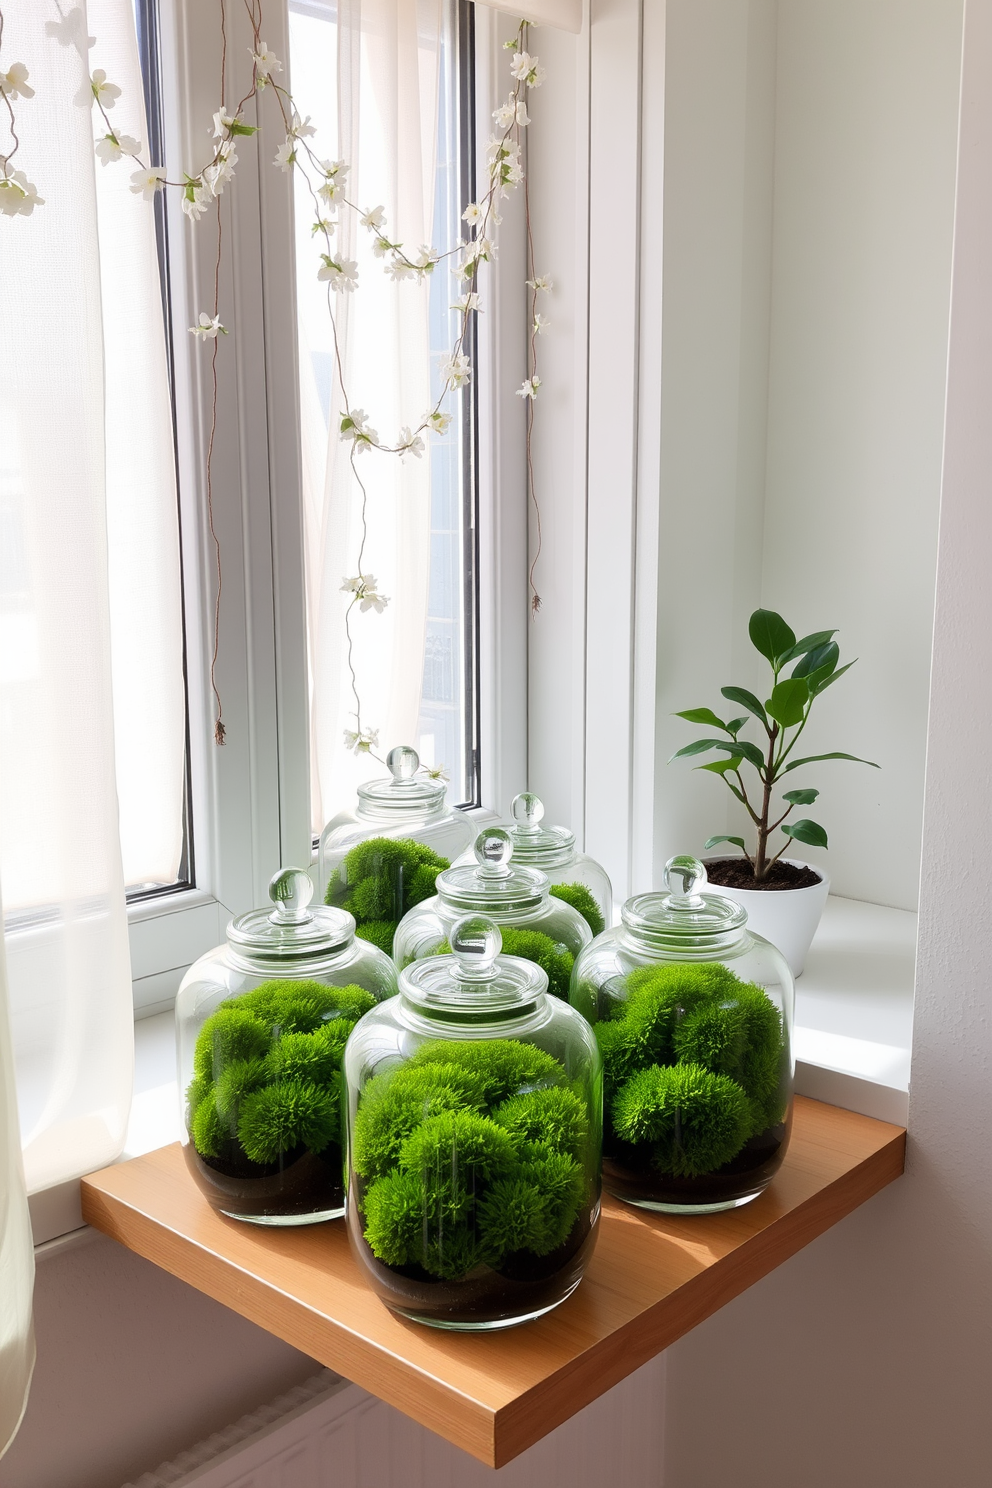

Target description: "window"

left=288, top=0, right=481, bottom=831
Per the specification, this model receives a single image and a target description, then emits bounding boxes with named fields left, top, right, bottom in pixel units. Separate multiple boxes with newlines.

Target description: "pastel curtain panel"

left=0, top=915, right=34, bottom=1460
left=294, top=0, right=442, bottom=832
left=0, top=0, right=174, bottom=1208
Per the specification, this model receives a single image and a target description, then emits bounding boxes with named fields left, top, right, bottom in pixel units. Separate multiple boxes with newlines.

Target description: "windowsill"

left=30, top=890, right=915, bottom=1249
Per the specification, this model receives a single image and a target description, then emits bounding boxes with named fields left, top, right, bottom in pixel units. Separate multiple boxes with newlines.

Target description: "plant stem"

left=754, top=724, right=778, bottom=880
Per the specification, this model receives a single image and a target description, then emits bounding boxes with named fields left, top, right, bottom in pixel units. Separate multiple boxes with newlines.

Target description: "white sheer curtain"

left=295, top=0, right=442, bottom=832
left=0, top=0, right=158, bottom=1213
left=0, top=911, right=34, bottom=1461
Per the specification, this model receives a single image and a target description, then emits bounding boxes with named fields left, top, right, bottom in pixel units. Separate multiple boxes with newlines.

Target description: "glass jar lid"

left=227, top=867, right=356, bottom=964
left=355, top=745, right=446, bottom=820
left=435, top=829, right=548, bottom=913
left=621, top=855, right=747, bottom=949
left=401, top=914, right=547, bottom=1012
left=506, top=793, right=576, bottom=866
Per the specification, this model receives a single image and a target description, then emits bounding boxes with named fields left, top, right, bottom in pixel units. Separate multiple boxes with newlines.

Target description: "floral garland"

left=0, top=1, right=550, bottom=769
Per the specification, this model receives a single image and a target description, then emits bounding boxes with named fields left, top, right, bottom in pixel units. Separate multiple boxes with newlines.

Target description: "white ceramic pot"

left=702, top=857, right=830, bottom=978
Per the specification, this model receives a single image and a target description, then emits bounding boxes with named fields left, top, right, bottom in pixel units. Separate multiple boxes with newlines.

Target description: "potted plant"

left=672, top=609, right=878, bottom=975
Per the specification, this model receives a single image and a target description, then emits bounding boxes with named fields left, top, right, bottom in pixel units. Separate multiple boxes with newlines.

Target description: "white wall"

left=652, top=0, right=961, bottom=909
left=663, top=0, right=992, bottom=1481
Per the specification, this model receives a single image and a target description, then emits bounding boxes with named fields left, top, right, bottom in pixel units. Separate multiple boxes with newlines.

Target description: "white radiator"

left=122, top=1355, right=666, bottom=1488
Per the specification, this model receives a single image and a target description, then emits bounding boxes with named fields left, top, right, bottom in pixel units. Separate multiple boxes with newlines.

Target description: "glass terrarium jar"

left=505, top=793, right=612, bottom=933
left=318, top=745, right=475, bottom=955
left=392, top=828, right=593, bottom=997
left=570, top=855, right=794, bottom=1215
left=343, top=914, right=602, bottom=1330
left=176, top=867, right=397, bottom=1226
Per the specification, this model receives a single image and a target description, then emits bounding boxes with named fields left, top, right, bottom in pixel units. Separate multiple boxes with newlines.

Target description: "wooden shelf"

left=81, top=1095, right=904, bottom=1467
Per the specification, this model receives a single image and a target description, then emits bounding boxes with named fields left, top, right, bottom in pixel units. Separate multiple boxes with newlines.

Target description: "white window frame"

left=125, top=0, right=527, bottom=1016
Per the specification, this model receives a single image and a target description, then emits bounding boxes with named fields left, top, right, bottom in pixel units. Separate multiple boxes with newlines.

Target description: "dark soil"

left=185, top=1140, right=344, bottom=1221
left=704, top=857, right=822, bottom=892
left=603, top=1118, right=791, bottom=1209
left=347, top=1188, right=599, bottom=1327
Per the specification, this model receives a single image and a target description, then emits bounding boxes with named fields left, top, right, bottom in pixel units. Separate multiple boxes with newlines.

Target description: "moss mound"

left=596, top=962, right=786, bottom=1178
left=549, top=881, right=605, bottom=936
left=186, top=979, right=375, bottom=1168
left=325, top=837, right=450, bottom=957
left=353, top=1038, right=590, bottom=1281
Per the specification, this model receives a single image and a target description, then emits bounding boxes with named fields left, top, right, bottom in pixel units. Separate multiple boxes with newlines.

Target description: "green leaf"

left=675, top=708, right=729, bottom=731
left=792, top=641, right=839, bottom=681
left=671, top=738, right=765, bottom=770
left=703, top=836, right=747, bottom=852
left=721, top=686, right=768, bottom=726
left=782, top=752, right=879, bottom=773
left=725, top=716, right=749, bottom=736
left=229, top=121, right=258, bottom=136
left=779, top=629, right=838, bottom=665
left=749, top=609, right=796, bottom=666
left=782, top=818, right=829, bottom=848
left=809, top=659, right=856, bottom=696
left=783, top=787, right=819, bottom=804
left=697, top=757, right=743, bottom=775
left=766, top=677, right=810, bottom=728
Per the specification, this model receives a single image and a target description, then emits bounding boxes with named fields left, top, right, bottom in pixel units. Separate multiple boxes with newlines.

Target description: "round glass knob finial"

left=387, top=744, right=420, bottom=783
left=474, top=827, right=513, bottom=874
left=663, top=854, right=708, bottom=908
left=510, top=792, right=544, bottom=831
left=450, top=914, right=502, bottom=978
left=268, top=867, right=314, bottom=923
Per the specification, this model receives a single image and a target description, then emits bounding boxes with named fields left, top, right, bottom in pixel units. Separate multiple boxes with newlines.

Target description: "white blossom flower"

left=251, top=42, right=282, bottom=81
left=398, top=427, right=425, bottom=461
left=387, top=254, right=416, bottom=282
left=95, top=131, right=141, bottom=164
left=462, top=201, right=483, bottom=226
left=274, top=138, right=297, bottom=172
left=340, top=409, right=379, bottom=449
left=344, top=726, right=379, bottom=754
left=341, top=575, right=389, bottom=613
left=213, top=107, right=238, bottom=137
left=317, top=158, right=348, bottom=203
left=441, top=352, right=471, bottom=389
left=312, top=213, right=336, bottom=237
left=360, top=204, right=386, bottom=231
left=527, top=274, right=554, bottom=293
left=425, top=763, right=450, bottom=782
left=290, top=112, right=317, bottom=138
left=427, top=409, right=452, bottom=435
left=533, top=313, right=549, bottom=334
left=181, top=177, right=212, bottom=220
left=516, top=375, right=541, bottom=400
left=204, top=145, right=237, bottom=194
left=371, top=235, right=392, bottom=258
left=0, top=62, right=34, bottom=100
left=189, top=312, right=227, bottom=340
left=90, top=69, right=121, bottom=108
left=0, top=170, right=44, bottom=216
left=413, top=244, right=439, bottom=275
left=130, top=165, right=166, bottom=200
left=510, top=50, right=546, bottom=87
left=493, top=98, right=530, bottom=129
left=318, top=254, right=358, bottom=291
left=451, top=292, right=480, bottom=313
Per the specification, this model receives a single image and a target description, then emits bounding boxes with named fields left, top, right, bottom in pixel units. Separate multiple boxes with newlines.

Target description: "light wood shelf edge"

left=81, top=1095, right=906, bottom=1467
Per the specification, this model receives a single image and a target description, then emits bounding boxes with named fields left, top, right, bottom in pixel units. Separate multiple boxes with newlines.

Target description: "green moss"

left=549, top=882, right=605, bottom=936
left=237, top=1078, right=339, bottom=1164
left=187, top=979, right=372, bottom=1167
left=594, top=961, right=786, bottom=1175
left=353, top=1037, right=591, bottom=1281
left=612, top=1062, right=751, bottom=1177
left=492, top=1086, right=589, bottom=1160
left=325, top=837, right=450, bottom=956
left=405, top=1038, right=563, bottom=1105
